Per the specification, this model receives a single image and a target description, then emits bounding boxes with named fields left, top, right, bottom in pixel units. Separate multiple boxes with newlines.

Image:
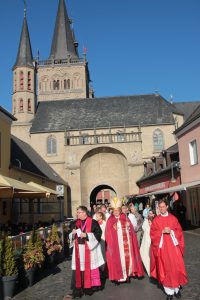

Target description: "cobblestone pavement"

left=12, top=233, right=200, bottom=300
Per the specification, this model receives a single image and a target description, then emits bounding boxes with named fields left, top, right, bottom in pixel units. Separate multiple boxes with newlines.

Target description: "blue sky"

left=0, top=0, right=200, bottom=112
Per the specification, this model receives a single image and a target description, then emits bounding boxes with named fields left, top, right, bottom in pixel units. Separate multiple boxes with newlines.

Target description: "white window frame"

left=189, top=139, right=198, bottom=166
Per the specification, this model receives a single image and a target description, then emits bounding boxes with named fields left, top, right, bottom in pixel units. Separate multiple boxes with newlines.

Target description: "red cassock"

left=105, top=214, right=144, bottom=281
left=150, top=213, right=188, bottom=288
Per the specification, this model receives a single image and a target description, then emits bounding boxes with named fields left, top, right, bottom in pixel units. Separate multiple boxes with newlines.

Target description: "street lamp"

left=170, top=163, right=176, bottom=183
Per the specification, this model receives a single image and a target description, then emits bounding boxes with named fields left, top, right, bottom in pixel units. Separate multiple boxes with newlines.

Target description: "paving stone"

left=12, top=234, right=200, bottom=300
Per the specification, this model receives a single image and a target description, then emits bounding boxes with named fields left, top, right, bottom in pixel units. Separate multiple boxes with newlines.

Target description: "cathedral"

left=11, top=0, right=185, bottom=216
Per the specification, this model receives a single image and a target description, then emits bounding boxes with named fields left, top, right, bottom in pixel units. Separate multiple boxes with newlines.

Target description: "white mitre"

left=110, top=197, right=122, bottom=209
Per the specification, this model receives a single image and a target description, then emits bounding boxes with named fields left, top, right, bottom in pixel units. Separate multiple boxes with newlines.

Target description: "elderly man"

left=67, top=206, right=104, bottom=299
left=105, top=198, right=144, bottom=284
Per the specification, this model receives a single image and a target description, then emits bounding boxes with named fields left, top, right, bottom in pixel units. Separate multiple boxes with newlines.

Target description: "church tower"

left=37, top=0, right=93, bottom=102
left=12, top=7, right=36, bottom=123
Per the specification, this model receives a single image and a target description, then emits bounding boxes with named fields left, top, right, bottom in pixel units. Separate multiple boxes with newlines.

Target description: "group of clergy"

left=66, top=197, right=188, bottom=300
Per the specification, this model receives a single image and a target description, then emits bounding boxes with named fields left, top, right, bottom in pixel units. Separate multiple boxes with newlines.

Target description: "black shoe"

left=166, top=295, right=173, bottom=300
left=174, top=291, right=181, bottom=298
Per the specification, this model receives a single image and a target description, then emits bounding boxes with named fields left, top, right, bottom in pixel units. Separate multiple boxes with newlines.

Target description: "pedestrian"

left=129, top=205, right=143, bottom=246
left=143, top=203, right=150, bottom=219
left=150, top=199, right=188, bottom=300
left=140, top=210, right=155, bottom=276
left=138, top=201, right=143, bottom=215
left=67, top=206, right=104, bottom=298
left=105, top=197, right=144, bottom=284
left=100, top=204, right=110, bottom=220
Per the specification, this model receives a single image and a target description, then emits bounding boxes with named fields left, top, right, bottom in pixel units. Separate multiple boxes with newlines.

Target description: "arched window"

left=28, top=99, right=31, bottom=112
left=47, top=136, right=57, bottom=155
left=19, top=71, right=24, bottom=90
left=27, top=71, right=31, bottom=90
left=19, top=98, right=23, bottom=112
left=153, top=129, right=164, bottom=151
left=64, top=79, right=70, bottom=89
left=53, top=80, right=60, bottom=90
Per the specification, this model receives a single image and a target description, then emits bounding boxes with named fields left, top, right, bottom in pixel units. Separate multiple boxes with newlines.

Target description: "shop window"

left=189, top=140, right=198, bottom=165
left=153, top=129, right=164, bottom=151
left=19, top=71, right=24, bottom=90
left=47, top=136, right=57, bottom=155
left=19, top=98, right=24, bottom=112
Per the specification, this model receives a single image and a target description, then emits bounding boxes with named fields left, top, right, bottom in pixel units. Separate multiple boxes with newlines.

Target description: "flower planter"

left=26, top=267, right=36, bottom=287
left=2, top=274, right=18, bottom=299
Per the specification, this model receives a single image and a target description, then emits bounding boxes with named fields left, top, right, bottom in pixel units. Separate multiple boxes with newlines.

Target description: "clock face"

left=56, top=185, right=64, bottom=194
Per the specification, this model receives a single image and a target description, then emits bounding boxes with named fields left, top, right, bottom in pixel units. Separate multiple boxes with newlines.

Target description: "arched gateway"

left=80, top=147, right=129, bottom=207
left=89, top=184, right=116, bottom=207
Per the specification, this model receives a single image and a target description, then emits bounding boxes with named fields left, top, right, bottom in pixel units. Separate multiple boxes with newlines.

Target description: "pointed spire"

left=49, top=0, right=78, bottom=60
left=13, top=6, right=33, bottom=69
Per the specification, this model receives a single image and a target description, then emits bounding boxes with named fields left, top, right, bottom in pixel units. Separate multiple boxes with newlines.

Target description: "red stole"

left=75, top=217, right=92, bottom=289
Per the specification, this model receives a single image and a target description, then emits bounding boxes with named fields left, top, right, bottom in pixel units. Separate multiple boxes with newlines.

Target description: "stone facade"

left=10, top=0, right=184, bottom=217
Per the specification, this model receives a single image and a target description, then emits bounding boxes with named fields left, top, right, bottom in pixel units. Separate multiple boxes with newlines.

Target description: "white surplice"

left=69, top=232, right=104, bottom=271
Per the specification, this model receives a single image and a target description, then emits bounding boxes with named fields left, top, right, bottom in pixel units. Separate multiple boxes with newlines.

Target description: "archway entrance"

left=90, top=185, right=116, bottom=207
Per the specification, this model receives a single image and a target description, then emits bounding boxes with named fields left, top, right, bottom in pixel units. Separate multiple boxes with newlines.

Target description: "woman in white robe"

left=140, top=210, right=155, bottom=276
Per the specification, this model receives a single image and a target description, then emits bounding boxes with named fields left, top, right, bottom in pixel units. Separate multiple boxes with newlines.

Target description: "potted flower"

left=23, top=230, right=44, bottom=286
left=45, top=224, right=62, bottom=265
left=2, top=236, right=18, bottom=299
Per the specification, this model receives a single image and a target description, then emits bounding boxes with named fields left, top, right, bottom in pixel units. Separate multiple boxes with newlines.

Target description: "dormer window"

left=47, top=136, right=57, bottom=155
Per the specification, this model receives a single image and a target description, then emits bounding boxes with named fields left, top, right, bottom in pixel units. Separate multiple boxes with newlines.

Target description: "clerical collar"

left=160, top=212, right=169, bottom=217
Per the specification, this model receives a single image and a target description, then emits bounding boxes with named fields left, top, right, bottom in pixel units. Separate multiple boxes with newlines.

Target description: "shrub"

left=2, top=237, right=17, bottom=277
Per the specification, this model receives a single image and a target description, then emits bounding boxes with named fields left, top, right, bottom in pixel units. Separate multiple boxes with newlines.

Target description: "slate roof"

left=174, top=101, right=200, bottom=121
left=0, top=106, right=16, bottom=121
left=13, top=15, right=33, bottom=69
left=174, top=104, right=200, bottom=134
left=11, top=135, right=66, bottom=185
left=49, top=0, right=78, bottom=60
left=30, top=94, right=182, bottom=133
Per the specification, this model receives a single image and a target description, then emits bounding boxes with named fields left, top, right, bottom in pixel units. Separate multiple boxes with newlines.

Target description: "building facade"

left=11, top=0, right=185, bottom=216
left=175, top=105, right=200, bottom=226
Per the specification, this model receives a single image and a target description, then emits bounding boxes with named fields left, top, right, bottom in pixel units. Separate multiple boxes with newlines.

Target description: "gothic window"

left=27, top=71, right=31, bottom=90
left=19, top=98, right=23, bottom=112
left=153, top=129, right=164, bottom=151
left=47, top=136, right=57, bottom=155
left=73, top=73, right=81, bottom=89
left=64, top=79, right=70, bottom=89
left=19, top=71, right=24, bottom=90
left=28, top=99, right=31, bottom=112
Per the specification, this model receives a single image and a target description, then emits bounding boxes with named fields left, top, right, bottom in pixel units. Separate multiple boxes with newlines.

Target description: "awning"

left=0, top=175, right=56, bottom=198
left=27, top=182, right=59, bottom=196
left=136, top=180, right=200, bottom=198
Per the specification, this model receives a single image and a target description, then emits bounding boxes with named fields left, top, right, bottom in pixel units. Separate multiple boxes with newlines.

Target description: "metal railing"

left=10, top=218, right=74, bottom=250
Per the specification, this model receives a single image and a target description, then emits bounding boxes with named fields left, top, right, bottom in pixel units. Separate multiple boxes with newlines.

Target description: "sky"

left=0, top=0, right=200, bottom=112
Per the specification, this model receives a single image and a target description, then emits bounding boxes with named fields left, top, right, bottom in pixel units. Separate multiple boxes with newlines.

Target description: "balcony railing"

left=38, top=57, right=84, bottom=67
left=65, top=131, right=142, bottom=146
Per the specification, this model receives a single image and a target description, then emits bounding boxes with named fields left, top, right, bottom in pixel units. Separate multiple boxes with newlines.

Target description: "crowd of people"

left=65, top=198, right=188, bottom=300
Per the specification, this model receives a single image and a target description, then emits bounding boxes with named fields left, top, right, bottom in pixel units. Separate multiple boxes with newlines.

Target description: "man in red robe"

left=66, top=206, right=104, bottom=299
left=105, top=198, right=144, bottom=284
left=150, top=199, right=188, bottom=300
